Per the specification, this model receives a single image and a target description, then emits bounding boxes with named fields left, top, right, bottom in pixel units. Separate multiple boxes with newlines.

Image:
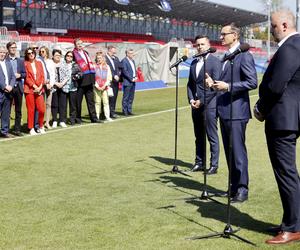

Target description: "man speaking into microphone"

left=206, top=23, right=257, bottom=203
left=187, top=35, right=221, bottom=173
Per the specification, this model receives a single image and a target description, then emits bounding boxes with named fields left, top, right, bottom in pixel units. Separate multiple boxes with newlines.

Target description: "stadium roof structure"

left=47, top=0, right=268, bottom=27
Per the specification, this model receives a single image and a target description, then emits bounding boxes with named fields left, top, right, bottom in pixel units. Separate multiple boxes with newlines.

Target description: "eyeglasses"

left=271, top=23, right=277, bottom=29
left=220, top=32, right=234, bottom=37
left=27, top=52, right=34, bottom=55
left=33, top=47, right=39, bottom=50
left=10, top=47, right=17, bottom=49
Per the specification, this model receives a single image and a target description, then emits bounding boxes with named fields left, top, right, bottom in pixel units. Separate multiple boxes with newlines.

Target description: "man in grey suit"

left=187, top=35, right=221, bottom=173
left=121, top=49, right=137, bottom=116
left=254, top=9, right=300, bottom=245
left=6, top=41, right=26, bottom=136
left=206, top=23, right=257, bottom=203
left=0, top=46, right=15, bottom=138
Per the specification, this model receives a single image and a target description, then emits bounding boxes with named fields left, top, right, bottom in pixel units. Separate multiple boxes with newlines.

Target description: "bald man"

left=255, top=9, right=300, bottom=245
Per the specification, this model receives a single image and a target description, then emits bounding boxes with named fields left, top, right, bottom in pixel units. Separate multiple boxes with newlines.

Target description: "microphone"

left=192, top=47, right=217, bottom=58
left=169, top=55, right=188, bottom=69
left=222, top=43, right=250, bottom=62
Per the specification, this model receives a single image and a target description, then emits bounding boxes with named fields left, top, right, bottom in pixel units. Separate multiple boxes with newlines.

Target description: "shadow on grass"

left=150, top=156, right=193, bottom=170
left=187, top=199, right=276, bottom=236
left=155, top=174, right=276, bottom=236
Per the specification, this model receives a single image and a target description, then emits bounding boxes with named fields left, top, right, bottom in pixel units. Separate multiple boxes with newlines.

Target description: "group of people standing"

left=0, top=38, right=138, bottom=137
left=188, top=9, right=300, bottom=245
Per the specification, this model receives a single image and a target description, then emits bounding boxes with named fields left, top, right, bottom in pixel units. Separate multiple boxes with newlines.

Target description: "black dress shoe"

left=0, top=133, right=13, bottom=138
left=191, top=164, right=204, bottom=172
left=231, top=191, right=248, bottom=203
left=206, top=166, right=218, bottom=175
left=13, top=131, right=23, bottom=136
left=128, top=112, right=134, bottom=116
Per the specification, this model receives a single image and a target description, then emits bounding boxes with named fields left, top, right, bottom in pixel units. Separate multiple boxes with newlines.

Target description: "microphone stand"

left=187, top=58, right=256, bottom=246
left=170, top=52, right=190, bottom=177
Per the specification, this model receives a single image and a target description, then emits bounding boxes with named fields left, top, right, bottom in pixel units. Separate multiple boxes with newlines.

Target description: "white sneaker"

left=39, top=127, right=46, bottom=134
left=29, top=128, right=37, bottom=135
left=106, top=118, right=113, bottom=122
left=52, top=121, right=57, bottom=128
left=59, top=122, right=67, bottom=128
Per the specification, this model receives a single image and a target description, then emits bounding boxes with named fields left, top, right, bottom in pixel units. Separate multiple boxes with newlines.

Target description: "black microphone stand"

left=187, top=58, right=255, bottom=246
left=170, top=53, right=190, bottom=177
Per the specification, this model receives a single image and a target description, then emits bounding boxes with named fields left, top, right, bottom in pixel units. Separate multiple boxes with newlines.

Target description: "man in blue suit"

left=187, top=35, right=221, bottom=173
left=121, top=49, right=137, bottom=116
left=6, top=41, right=26, bottom=136
left=206, top=23, right=257, bottom=203
left=106, top=45, right=122, bottom=118
left=254, top=9, right=300, bottom=245
left=0, top=46, right=16, bottom=138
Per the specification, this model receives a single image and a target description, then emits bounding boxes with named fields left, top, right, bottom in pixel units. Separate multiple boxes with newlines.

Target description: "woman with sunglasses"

left=59, top=51, right=78, bottom=125
left=24, top=47, right=46, bottom=135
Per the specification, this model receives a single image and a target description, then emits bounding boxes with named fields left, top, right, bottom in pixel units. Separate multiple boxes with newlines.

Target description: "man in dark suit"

left=254, top=9, right=300, bottom=245
left=0, top=46, right=16, bottom=138
left=121, top=49, right=137, bottom=116
left=187, top=35, right=221, bottom=173
left=106, top=45, right=121, bottom=118
left=6, top=41, right=26, bottom=136
left=206, top=23, right=257, bottom=203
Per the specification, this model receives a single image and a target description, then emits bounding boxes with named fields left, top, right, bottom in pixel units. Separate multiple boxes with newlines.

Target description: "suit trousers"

left=0, top=92, right=12, bottom=135
left=51, top=89, right=67, bottom=123
left=77, top=84, right=97, bottom=121
left=67, top=91, right=78, bottom=124
left=266, top=129, right=300, bottom=232
left=11, top=86, right=23, bottom=132
left=192, top=106, right=219, bottom=167
left=122, top=83, right=135, bottom=114
left=109, top=81, right=119, bottom=116
left=25, top=93, right=45, bottom=129
left=220, top=118, right=249, bottom=194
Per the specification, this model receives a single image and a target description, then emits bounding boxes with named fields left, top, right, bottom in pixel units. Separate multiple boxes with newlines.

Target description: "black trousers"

left=77, top=84, right=97, bottom=121
left=67, top=91, right=78, bottom=124
left=266, top=129, right=300, bottom=232
left=11, top=86, right=23, bottom=132
left=51, top=89, right=67, bottom=123
left=109, top=81, right=119, bottom=116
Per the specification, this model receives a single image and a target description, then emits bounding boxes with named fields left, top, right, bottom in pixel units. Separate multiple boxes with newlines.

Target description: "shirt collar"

left=278, top=32, right=299, bottom=47
left=229, top=42, right=240, bottom=53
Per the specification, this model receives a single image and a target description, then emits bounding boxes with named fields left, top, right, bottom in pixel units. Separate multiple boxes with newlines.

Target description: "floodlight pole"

left=267, top=0, right=271, bottom=61
left=297, top=0, right=300, bottom=32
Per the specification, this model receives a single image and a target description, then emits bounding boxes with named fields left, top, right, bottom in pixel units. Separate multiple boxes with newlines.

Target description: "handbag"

left=107, top=87, right=114, bottom=97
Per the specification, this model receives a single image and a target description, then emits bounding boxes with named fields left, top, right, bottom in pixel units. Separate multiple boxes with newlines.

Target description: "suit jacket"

left=6, top=57, right=26, bottom=93
left=105, top=55, right=121, bottom=84
left=121, top=57, right=136, bottom=87
left=257, top=34, right=300, bottom=131
left=217, top=50, right=257, bottom=120
left=187, top=54, right=221, bottom=108
left=24, top=60, right=45, bottom=94
left=0, top=60, right=16, bottom=93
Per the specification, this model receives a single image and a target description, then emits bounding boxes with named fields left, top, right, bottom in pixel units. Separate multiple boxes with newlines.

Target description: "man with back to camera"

left=254, top=9, right=300, bottom=245
left=187, top=35, right=221, bottom=174
left=206, top=23, right=257, bottom=203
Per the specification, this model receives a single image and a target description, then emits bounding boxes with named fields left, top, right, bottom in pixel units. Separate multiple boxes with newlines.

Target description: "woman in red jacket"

left=24, top=48, right=45, bottom=135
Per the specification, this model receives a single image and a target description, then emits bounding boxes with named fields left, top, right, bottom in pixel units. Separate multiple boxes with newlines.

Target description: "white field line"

left=0, top=94, right=259, bottom=143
